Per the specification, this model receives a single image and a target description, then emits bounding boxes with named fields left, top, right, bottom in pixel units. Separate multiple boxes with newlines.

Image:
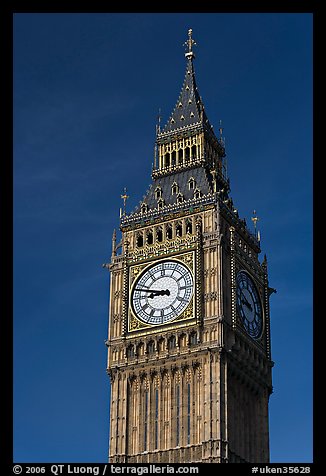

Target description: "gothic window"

left=155, top=186, right=162, bottom=200
left=176, top=222, right=183, bottom=237
left=189, top=332, right=197, bottom=346
left=165, top=153, right=170, bottom=168
left=136, top=232, right=144, bottom=248
left=178, top=149, right=183, bottom=164
left=191, top=144, right=197, bottom=159
left=147, top=340, right=155, bottom=354
left=179, top=333, right=187, bottom=348
left=171, top=182, right=179, bottom=195
left=137, top=342, right=145, bottom=356
left=146, top=230, right=153, bottom=245
left=167, top=335, right=176, bottom=350
left=157, top=198, right=164, bottom=210
left=171, top=150, right=176, bottom=166
left=176, top=192, right=184, bottom=204
left=186, top=219, right=193, bottom=234
left=194, top=188, right=201, bottom=200
left=188, top=177, right=196, bottom=190
left=156, top=227, right=163, bottom=242
left=185, top=147, right=190, bottom=162
left=126, top=345, right=135, bottom=359
left=166, top=224, right=173, bottom=240
left=158, top=337, right=165, bottom=353
left=141, top=202, right=148, bottom=214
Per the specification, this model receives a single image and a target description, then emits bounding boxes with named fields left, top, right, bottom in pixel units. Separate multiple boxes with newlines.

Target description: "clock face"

left=131, top=260, right=194, bottom=326
left=236, top=271, right=263, bottom=339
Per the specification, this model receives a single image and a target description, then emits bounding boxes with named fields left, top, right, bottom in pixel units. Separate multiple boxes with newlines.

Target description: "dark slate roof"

left=134, top=166, right=215, bottom=213
left=160, top=57, right=213, bottom=135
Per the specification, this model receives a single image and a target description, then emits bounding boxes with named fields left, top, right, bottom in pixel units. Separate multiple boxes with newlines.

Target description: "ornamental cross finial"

left=120, top=187, right=129, bottom=217
left=184, top=28, right=196, bottom=58
left=251, top=210, right=260, bottom=238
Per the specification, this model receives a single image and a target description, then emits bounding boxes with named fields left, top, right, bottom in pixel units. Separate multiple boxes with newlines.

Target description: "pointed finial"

left=219, top=119, right=225, bottom=147
left=251, top=210, right=260, bottom=238
left=184, top=28, right=196, bottom=59
left=112, top=229, right=117, bottom=257
left=219, top=119, right=223, bottom=137
left=156, top=108, right=161, bottom=134
left=120, top=187, right=129, bottom=217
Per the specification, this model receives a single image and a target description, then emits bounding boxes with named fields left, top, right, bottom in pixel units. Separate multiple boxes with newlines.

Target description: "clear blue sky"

left=13, top=13, right=313, bottom=463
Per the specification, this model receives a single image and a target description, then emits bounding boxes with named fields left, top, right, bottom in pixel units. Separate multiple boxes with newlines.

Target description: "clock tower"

left=105, top=29, right=274, bottom=464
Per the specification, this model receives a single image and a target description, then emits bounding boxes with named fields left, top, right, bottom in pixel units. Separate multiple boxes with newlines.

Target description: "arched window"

left=167, top=335, right=176, bottom=350
left=137, top=342, right=145, bottom=356
left=146, top=231, right=153, bottom=245
left=186, top=219, right=193, bottom=234
left=147, top=340, right=155, bottom=354
left=171, top=150, right=176, bottom=166
left=194, top=188, right=201, bottom=200
left=156, top=227, right=163, bottom=242
left=165, top=153, right=170, bottom=168
left=126, top=345, right=135, bottom=359
left=136, top=233, right=144, bottom=248
left=157, top=198, right=164, bottom=210
left=166, top=224, right=173, bottom=240
left=191, top=144, right=197, bottom=159
left=179, top=333, right=187, bottom=347
left=185, top=147, right=190, bottom=161
left=171, top=182, right=179, bottom=195
left=188, top=177, right=196, bottom=190
left=178, top=149, right=183, bottom=164
left=189, top=332, right=197, bottom=346
left=176, top=193, right=184, bottom=204
left=155, top=187, right=162, bottom=200
left=158, top=337, right=165, bottom=353
left=141, top=202, right=148, bottom=214
left=176, top=222, right=183, bottom=237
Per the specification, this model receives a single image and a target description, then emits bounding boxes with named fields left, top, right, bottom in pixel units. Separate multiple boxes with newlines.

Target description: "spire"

left=160, top=29, right=213, bottom=135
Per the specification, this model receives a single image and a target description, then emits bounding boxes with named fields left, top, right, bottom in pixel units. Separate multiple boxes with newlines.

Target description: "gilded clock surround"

left=128, top=251, right=197, bottom=334
left=105, top=30, right=274, bottom=464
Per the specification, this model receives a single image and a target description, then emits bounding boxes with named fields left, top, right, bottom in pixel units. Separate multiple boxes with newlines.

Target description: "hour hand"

left=241, top=294, right=253, bottom=311
left=135, top=288, right=170, bottom=299
left=148, top=289, right=170, bottom=299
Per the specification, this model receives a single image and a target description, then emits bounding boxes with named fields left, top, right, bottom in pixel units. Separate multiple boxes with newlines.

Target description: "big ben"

left=105, top=29, right=274, bottom=464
